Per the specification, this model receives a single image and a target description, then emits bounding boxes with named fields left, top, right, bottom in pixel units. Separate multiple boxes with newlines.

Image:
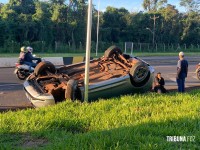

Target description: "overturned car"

left=23, top=46, right=155, bottom=107
left=196, top=63, right=200, bottom=80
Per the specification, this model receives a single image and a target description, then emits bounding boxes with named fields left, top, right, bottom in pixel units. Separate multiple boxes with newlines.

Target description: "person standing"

left=176, top=52, right=188, bottom=92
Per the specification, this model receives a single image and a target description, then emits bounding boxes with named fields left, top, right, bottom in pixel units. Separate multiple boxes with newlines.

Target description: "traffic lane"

left=154, top=64, right=200, bottom=91
left=0, top=67, right=24, bottom=92
left=0, top=68, right=32, bottom=108
left=141, top=56, right=199, bottom=66
left=0, top=83, right=22, bottom=91
left=0, top=91, right=32, bottom=107
left=0, top=57, right=199, bottom=110
left=0, top=68, right=22, bottom=83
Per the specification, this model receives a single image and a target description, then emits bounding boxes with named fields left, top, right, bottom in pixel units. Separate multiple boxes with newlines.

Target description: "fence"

left=0, top=41, right=199, bottom=54
left=124, top=42, right=200, bottom=53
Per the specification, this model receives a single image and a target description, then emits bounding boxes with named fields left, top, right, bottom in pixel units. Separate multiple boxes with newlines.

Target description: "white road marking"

left=168, top=72, right=196, bottom=75
left=154, top=66, right=176, bottom=68
left=192, top=76, right=197, bottom=79
left=169, top=78, right=177, bottom=82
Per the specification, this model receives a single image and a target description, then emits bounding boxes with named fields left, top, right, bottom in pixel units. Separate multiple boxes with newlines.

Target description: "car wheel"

left=104, top=45, right=122, bottom=58
left=196, top=67, right=200, bottom=80
left=34, top=61, right=56, bottom=76
left=16, top=70, right=27, bottom=80
left=129, top=62, right=150, bottom=87
left=65, top=79, right=77, bottom=101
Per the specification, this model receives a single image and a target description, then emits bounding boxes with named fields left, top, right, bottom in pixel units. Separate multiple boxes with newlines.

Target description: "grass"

left=1, top=52, right=200, bottom=58
left=0, top=90, right=200, bottom=149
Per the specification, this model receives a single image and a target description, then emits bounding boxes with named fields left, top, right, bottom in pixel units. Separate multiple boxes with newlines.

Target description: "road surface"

left=0, top=56, right=200, bottom=111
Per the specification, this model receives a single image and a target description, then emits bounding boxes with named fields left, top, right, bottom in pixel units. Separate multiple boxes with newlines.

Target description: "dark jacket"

left=154, top=76, right=166, bottom=93
left=177, top=59, right=188, bottom=78
left=24, top=52, right=37, bottom=63
left=154, top=76, right=165, bottom=86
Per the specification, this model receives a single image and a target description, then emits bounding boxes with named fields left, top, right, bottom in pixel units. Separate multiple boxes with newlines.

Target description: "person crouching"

left=154, top=72, right=167, bottom=93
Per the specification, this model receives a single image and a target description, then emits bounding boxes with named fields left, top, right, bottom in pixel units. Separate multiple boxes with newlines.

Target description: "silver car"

left=23, top=46, right=155, bottom=107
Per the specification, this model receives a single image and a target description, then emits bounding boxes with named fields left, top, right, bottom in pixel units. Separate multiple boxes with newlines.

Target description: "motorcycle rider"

left=18, top=46, right=27, bottom=64
left=23, top=46, right=41, bottom=72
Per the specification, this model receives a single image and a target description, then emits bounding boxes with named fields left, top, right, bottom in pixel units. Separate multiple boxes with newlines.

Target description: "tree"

left=32, top=1, right=52, bottom=43
left=180, top=12, right=200, bottom=44
left=49, top=0, right=65, bottom=5
left=0, top=3, right=4, bottom=12
left=158, top=4, right=180, bottom=43
left=142, top=0, right=167, bottom=11
left=66, top=0, right=88, bottom=47
left=102, top=6, right=129, bottom=42
left=8, top=0, right=36, bottom=14
left=180, top=0, right=200, bottom=44
left=0, top=19, right=6, bottom=47
left=180, top=0, right=200, bottom=13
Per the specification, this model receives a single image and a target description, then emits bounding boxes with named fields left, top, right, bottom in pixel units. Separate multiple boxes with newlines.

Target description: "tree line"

left=0, top=0, right=199, bottom=53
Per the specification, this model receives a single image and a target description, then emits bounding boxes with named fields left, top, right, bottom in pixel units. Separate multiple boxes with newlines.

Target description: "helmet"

left=26, top=46, right=33, bottom=53
left=179, top=51, right=184, bottom=56
left=20, top=46, right=27, bottom=52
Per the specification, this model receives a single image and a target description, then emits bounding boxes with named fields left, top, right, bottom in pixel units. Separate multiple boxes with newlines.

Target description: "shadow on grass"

left=0, top=117, right=199, bottom=149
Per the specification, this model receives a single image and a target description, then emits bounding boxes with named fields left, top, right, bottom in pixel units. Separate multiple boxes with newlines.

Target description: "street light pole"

left=146, top=27, right=153, bottom=45
left=84, top=0, right=93, bottom=102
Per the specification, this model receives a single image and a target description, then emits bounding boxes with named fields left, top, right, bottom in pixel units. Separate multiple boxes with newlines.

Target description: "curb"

left=0, top=106, right=34, bottom=113
left=0, top=57, right=93, bottom=67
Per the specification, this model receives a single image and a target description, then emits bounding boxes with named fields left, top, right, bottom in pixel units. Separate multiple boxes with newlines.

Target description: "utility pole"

left=150, top=14, right=159, bottom=47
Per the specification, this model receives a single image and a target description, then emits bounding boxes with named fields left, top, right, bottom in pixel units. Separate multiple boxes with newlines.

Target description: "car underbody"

left=24, top=46, right=154, bottom=107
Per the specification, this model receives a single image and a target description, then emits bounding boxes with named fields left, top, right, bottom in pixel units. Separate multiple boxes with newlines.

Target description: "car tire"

left=34, top=61, right=56, bottom=76
left=65, top=79, right=77, bottom=101
left=129, top=62, right=150, bottom=87
left=196, top=67, right=200, bottom=80
left=104, top=45, right=122, bottom=58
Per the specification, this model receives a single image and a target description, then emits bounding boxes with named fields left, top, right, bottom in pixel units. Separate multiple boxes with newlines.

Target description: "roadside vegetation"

left=0, top=90, right=200, bottom=149
left=1, top=52, right=200, bottom=58
left=0, top=0, right=199, bottom=54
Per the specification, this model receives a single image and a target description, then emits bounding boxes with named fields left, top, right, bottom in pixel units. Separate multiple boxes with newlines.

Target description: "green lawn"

left=0, top=90, right=200, bottom=149
left=1, top=52, right=200, bottom=58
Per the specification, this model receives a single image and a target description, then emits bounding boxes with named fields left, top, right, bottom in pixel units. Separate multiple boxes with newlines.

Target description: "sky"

left=1, top=0, right=185, bottom=12
left=92, top=0, right=185, bottom=12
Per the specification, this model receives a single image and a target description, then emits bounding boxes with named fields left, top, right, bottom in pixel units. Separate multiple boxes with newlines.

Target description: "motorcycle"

left=14, top=55, right=43, bottom=80
left=14, top=63, right=34, bottom=80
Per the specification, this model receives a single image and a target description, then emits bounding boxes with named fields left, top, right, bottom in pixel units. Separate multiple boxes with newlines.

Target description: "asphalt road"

left=0, top=67, right=33, bottom=110
left=0, top=56, right=200, bottom=111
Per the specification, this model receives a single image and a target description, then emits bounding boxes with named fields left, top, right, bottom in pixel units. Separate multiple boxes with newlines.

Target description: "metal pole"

left=95, top=0, right=100, bottom=56
left=153, top=29, right=155, bottom=46
left=84, top=0, right=93, bottom=102
left=125, top=42, right=126, bottom=53
left=131, top=42, right=133, bottom=55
